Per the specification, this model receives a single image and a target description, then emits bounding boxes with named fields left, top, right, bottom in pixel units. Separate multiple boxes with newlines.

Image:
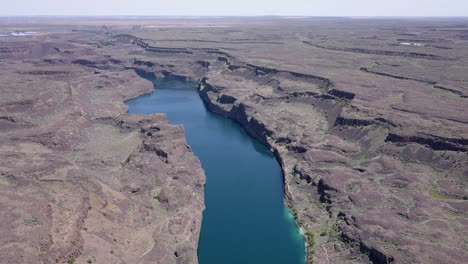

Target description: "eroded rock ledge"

left=159, top=44, right=465, bottom=263
left=0, top=36, right=205, bottom=264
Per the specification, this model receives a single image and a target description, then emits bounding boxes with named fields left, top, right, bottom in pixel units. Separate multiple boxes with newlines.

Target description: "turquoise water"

left=126, top=76, right=305, bottom=264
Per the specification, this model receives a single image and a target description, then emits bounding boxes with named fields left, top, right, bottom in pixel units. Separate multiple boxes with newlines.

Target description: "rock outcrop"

left=0, top=31, right=205, bottom=264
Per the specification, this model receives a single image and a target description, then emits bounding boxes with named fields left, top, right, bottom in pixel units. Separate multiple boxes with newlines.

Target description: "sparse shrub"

left=306, top=231, right=316, bottom=263
left=23, top=216, right=40, bottom=227
left=306, top=231, right=315, bottom=246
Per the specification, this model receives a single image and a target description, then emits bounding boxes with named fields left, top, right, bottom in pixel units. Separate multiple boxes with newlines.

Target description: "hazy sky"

left=1, top=0, right=467, bottom=17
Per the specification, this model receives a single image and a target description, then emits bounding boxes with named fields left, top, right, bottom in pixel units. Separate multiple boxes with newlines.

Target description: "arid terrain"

left=0, top=17, right=467, bottom=264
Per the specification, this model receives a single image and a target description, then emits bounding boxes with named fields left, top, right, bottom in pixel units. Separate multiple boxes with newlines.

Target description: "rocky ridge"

left=0, top=31, right=205, bottom=264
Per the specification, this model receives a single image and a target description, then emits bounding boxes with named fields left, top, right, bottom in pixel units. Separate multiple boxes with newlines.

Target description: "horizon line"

left=0, top=15, right=467, bottom=19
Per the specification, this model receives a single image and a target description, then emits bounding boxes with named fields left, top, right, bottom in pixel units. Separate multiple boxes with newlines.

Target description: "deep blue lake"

left=126, top=76, right=305, bottom=264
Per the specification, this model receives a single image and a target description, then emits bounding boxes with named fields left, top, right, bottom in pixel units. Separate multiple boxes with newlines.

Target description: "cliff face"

left=0, top=31, right=205, bottom=264
left=195, top=57, right=467, bottom=264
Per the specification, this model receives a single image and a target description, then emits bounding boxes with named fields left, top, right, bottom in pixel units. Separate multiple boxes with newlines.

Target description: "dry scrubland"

left=0, top=17, right=467, bottom=264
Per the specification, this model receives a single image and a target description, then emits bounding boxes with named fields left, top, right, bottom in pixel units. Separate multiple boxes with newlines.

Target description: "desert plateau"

left=0, top=16, right=467, bottom=264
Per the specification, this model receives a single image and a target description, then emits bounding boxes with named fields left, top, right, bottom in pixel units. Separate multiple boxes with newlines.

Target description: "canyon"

left=0, top=17, right=467, bottom=264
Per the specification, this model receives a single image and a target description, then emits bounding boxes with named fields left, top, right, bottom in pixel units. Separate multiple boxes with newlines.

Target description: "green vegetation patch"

left=306, top=231, right=316, bottom=263
left=0, top=178, right=9, bottom=187
left=429, top=189, right=458, bottom=201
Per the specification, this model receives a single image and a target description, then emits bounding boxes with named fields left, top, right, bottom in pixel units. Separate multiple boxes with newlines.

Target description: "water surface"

left=126, top=77, right=305, bottom=264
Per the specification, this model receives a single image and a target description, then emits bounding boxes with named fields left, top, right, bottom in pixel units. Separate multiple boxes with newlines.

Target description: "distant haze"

left=1, top=0, right=467, bottom=17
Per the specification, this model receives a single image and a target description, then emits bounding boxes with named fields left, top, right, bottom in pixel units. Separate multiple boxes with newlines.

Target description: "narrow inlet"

left=126, top=76, right=306, bottom=264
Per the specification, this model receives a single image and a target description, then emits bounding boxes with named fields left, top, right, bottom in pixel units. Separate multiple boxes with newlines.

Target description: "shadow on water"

left=126, top=75, right=306, bottom=264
